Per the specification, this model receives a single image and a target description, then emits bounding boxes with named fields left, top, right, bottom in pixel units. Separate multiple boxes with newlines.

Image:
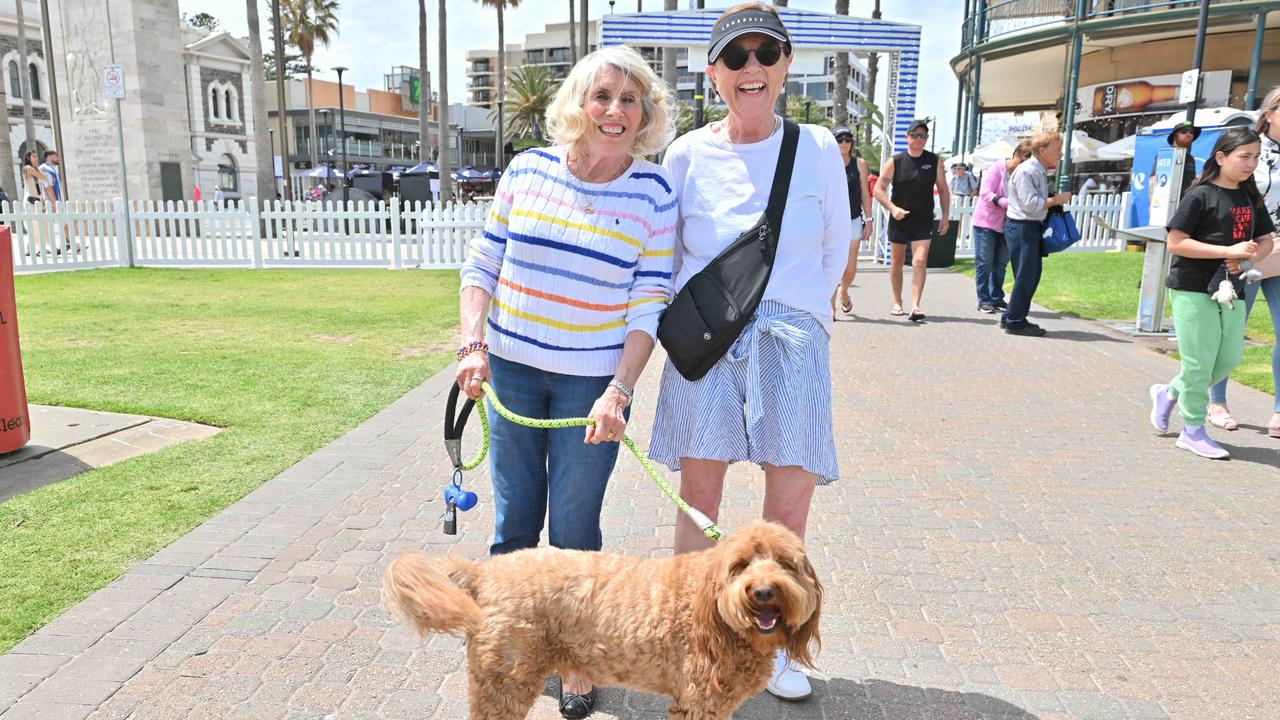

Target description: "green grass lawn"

left=952, top=253, right=1276, bottom=396
left=0, top=269, right=460, bottom=653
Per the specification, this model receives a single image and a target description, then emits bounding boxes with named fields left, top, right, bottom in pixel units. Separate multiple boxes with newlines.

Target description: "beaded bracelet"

left=456, top=340, right=489, bottom=362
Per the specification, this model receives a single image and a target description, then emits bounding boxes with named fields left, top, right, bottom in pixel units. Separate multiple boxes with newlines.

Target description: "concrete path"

left=0, top=406, right=221, bottom=503
left=1, top=266, right=1278, bottom=720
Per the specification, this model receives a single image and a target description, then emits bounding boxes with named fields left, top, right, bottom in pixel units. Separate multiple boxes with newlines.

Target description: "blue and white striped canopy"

left=600, top=8, right=921, bottom=151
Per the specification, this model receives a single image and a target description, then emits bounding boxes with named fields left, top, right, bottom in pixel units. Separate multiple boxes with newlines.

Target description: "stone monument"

left=44, top=0, right=193, bottom=202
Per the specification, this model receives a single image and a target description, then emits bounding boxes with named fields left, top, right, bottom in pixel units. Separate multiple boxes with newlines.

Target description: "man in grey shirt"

left=948, top=163, right=979, bottom=197
left=1002, top=131, right=1072, bottom=336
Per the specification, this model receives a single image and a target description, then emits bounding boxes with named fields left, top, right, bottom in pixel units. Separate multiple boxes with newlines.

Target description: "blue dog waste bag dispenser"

left=443, top=384, right=479, bottom=535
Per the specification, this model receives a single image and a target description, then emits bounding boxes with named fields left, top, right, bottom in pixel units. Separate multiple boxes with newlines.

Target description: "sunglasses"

left=908, top=132, right=928, bottom=139
left=719, top=41, right=786, bottom=71
left=836, top=136, right=854, bottom=144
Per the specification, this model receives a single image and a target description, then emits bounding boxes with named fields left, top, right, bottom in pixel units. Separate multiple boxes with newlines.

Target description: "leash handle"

left=444, top=383, right=489, bottom=471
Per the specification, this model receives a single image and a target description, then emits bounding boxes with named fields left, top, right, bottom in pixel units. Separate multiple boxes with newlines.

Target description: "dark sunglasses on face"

left=908, top=132, right=928, bottom=139
left=836, top=137, right=853, bottom=144
left=720, top=41, right=786, bottom=71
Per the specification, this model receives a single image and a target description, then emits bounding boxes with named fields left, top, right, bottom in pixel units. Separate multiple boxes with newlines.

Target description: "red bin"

left=1, top=226, right=30, bottom=453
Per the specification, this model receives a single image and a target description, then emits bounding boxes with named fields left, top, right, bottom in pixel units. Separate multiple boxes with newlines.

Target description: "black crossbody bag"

left=657, top=120, right=799, bottom=381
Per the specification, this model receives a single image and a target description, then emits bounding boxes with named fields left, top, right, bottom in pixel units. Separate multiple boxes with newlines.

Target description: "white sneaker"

left=765, top=649, right=811, bottom=701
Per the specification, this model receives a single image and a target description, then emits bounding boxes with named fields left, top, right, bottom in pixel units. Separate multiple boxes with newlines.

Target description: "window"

left=526, top=49, right=544, bottom=64
left=217, top=154, right=238, bottom=192
left=210, top=86, right=221, bottom=120
left=224, top=89, right=233, bottom=121
left=28, top=63, right=39, bottom=101
left=548, top=47, right=570, bottom=63
left=7, top=61, right=18, bottom=98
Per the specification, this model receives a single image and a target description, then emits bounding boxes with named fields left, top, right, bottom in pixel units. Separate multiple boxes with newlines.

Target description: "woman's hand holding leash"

left=456, top=343, right=491, bottom=401
left=585, top=383, right=630, bottom=445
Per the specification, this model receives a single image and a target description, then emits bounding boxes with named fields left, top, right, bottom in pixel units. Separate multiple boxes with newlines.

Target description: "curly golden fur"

left=382, top=520, right=822, bottom=719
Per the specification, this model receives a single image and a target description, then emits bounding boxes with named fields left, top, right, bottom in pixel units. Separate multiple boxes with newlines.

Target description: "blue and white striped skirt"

left=648, top=300, right=839, bottom=485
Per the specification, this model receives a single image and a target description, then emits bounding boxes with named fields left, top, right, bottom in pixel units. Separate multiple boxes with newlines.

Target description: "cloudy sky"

left=179, top=0, right=966, bottom=145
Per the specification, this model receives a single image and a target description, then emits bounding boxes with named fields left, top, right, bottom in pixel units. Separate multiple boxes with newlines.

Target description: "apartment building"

left=466, top=19, right=869, bottom=122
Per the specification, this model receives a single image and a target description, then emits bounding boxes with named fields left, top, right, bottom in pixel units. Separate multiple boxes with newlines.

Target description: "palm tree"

left=0, top=69, right=13, bottom=201
left=661, top=0, right=677, bottom=94
left=773, top=0, right=788, bottom=117
left=568, top=0, right=576, bottom=64
left=418, top=0, right=429, bottom=162
left=500, top=66, right=556, bottom=142
left=13, top=0, right=34, bottom=151
left=832, top=0, right=849, bottom=126
left=437, top=0, right=453, bottom=202
left=864, top=0, right=881, bottom=147
left=247, top=0, right=276, bottom=201
left=281, top=0, right=340, bottom=170
left=477, top=0, right=522, bottom=170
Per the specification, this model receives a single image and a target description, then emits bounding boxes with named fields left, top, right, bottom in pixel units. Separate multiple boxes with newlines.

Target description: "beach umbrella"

left=304, top=165, right=339, bottom=179
left=1070, top=129, right=1107, bottom=163
left=1097, top=134, right=1136, bottom=161
left=403, top=161, right=438, bottom=176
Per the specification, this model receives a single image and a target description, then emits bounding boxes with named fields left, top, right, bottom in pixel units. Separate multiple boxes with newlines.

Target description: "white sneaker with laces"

left=765, top=649, right=811, bottom=701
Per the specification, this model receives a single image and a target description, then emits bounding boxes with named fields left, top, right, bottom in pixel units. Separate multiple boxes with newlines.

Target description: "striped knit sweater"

left=460, top=146, right=677, bottom=377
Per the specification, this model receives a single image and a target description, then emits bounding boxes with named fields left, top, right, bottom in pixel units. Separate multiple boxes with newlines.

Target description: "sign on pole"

left=1178, top=69, right=1199, bottom=104
left=102, top=64, right=125, bottom=100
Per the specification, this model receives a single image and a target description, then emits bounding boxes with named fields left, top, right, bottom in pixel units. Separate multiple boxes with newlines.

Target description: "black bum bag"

left=657, top=120, right=799, bottom=381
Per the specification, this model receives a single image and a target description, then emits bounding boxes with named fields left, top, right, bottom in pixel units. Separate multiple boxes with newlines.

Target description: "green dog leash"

left=447, top=381, right=724, bottom=542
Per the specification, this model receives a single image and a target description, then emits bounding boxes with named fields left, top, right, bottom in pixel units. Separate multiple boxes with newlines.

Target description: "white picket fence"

left=9, top=192, right=1133, bottom=273
left=866, top=191, right=1132, bottom=262
left=7, top=198, right=490, bottom=273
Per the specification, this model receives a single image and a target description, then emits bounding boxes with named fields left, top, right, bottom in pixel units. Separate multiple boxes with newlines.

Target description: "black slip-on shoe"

left=560, top=687, right=596, bottom=719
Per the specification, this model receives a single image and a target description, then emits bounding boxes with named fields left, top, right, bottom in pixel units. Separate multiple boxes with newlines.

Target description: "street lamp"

left=268, top=128, right=277, bottom=199
left=804, top=100, right=813, bottom=124
left=318, top=108, right=331, bottom=157
left=334, top=66, right=349, bottom=205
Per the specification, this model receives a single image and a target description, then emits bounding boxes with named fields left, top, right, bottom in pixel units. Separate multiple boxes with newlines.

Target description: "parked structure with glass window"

left=951, top=0, right=1278, bottom=187
left=266, top=73, right=497, bottom=176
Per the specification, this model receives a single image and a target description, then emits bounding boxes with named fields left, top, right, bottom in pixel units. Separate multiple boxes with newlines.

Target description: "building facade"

left=183, top=28, right=261, bottom=202
left=951, top=1, right=1279, bottom=157
left=466, top=18, right=869, bottom=123
left=265, top=75, right=497, bottom=176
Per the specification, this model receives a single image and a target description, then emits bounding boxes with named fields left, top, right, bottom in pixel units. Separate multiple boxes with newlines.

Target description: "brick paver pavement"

left=2, top=266, right=1278, bottom=720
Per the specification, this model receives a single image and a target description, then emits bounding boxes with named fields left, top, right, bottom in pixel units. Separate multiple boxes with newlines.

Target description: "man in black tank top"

left=873, top=119, right=951, bottom=322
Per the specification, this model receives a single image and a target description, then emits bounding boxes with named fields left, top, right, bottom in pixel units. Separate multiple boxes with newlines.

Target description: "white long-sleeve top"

left=459, top=147, right=677, bottom=376
left=662, top=119, right=852, bottom=333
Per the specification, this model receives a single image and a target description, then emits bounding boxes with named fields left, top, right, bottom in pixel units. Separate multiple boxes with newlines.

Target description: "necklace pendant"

left=584, top=204, right=594, bottom=214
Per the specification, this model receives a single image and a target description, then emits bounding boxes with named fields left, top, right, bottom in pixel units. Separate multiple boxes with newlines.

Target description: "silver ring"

left=471, top=377, right=482, bottom=383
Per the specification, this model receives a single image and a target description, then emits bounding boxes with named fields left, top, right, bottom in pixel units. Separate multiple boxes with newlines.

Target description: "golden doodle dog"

left=382, top=520, right=822, bottom=719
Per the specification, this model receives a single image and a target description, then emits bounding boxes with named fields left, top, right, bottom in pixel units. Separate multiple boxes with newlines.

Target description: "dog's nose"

left=752, top=585, right=775, bottom=602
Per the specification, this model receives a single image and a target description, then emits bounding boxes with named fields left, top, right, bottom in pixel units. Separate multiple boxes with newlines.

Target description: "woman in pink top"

left=971, top=140, right=1032, bottom=313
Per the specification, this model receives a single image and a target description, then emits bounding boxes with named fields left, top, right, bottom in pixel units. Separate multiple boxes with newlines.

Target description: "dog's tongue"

left=755, top=606, right=781, bottom=626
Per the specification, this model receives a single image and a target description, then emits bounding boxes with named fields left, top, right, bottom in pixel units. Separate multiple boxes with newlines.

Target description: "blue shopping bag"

left=1042, top=206, right=1081, bottom=254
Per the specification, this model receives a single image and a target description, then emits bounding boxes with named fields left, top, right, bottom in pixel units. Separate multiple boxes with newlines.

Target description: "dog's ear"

left=689, top=536, right=746, bottom=687
left=785, top=553, right=823, bottom=669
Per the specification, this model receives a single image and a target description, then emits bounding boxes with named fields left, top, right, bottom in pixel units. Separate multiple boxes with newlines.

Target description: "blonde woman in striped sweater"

left=456, top=45, right=675, bottom=718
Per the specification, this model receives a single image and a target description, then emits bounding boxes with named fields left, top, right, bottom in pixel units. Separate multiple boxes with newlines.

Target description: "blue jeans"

left=1002, top=218, right=1044, bottom=327
left=487, top=353, right=627, bottom=555
left=1208, top=276, right=1280, bottom=412
left=973, top=226, right=1010, bottom=306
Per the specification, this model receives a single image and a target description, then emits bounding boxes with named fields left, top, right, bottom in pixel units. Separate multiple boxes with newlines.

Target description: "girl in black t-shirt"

left=1149, top=127, right=1276, bottom=459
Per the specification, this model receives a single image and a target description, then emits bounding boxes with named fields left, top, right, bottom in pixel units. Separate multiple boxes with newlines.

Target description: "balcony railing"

left=963, top=0, right=1250, bottom=48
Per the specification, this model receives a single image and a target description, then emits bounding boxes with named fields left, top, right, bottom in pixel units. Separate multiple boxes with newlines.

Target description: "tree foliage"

left=499, top=65, right=558, bottom=142
left=264, top=50, right=312, bottom=81
left=182, top=12, right=220, bottom=32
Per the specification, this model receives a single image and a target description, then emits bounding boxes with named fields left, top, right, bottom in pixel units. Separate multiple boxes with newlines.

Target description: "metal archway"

left=599, top=7, right=922, bottom=161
